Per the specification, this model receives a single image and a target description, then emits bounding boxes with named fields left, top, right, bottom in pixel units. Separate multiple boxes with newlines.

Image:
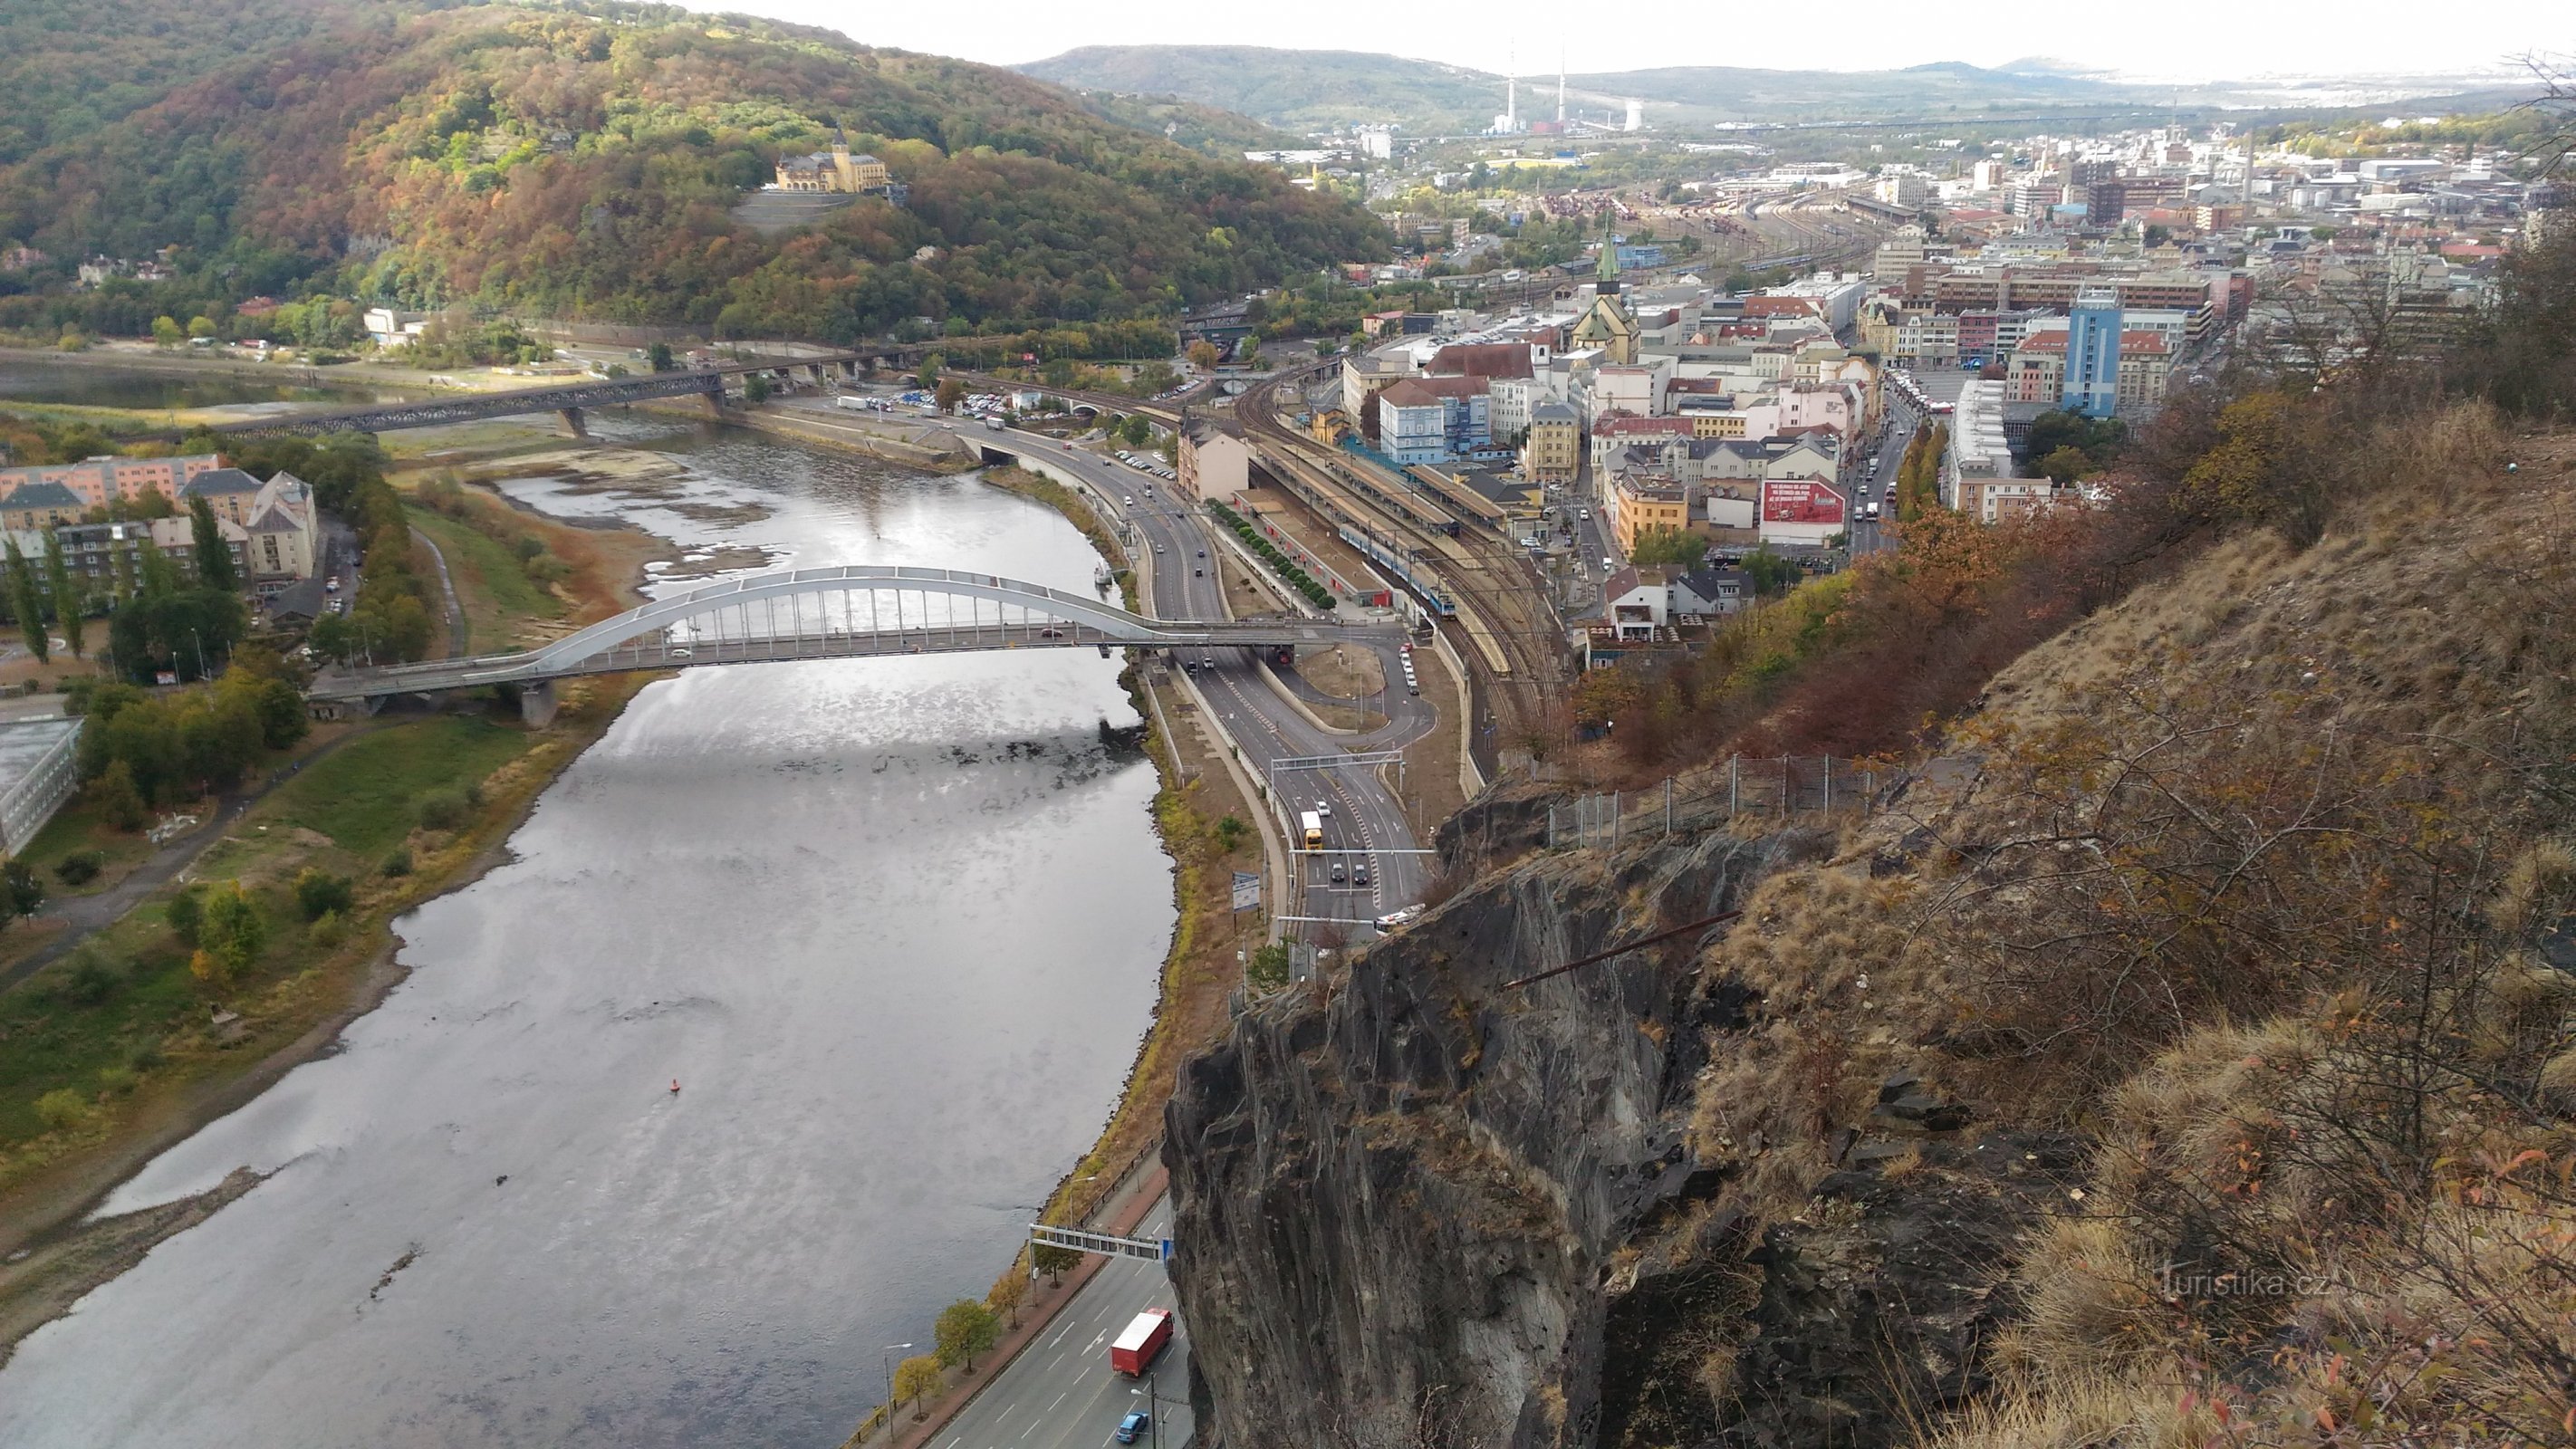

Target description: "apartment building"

left=0, top=452, right=225, bottom=509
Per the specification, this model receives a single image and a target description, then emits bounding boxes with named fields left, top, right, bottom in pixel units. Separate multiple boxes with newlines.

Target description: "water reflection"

left=0, top=426, right=1171, bottom=1448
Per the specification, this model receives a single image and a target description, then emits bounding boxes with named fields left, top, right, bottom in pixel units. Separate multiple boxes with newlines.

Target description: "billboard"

left=1761, top=478, right=1847, bottom=526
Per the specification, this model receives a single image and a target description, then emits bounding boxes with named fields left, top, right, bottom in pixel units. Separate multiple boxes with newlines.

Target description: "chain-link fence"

left=1546, top=754, right=1898, bottom=849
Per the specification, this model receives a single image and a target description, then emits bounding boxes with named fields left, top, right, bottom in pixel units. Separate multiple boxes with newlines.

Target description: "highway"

left=926, top=1204, right=1195, bottom=1449
left=775, top=393, right=1440, bottom=928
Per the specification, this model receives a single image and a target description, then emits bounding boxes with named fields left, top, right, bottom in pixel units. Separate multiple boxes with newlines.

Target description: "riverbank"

left=0, top=437, right=668, bottom=1362
left=710, top=401, right=984, bottom=473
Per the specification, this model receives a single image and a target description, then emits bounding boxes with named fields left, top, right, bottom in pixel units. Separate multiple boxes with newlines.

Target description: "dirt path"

left=411, top=525, right=468, bottom=657
left=0, top=727, right=377, bottom=996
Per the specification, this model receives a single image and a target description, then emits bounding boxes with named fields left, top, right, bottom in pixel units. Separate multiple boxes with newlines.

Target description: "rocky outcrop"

left=1165, top=820, right=2081, bottom=1449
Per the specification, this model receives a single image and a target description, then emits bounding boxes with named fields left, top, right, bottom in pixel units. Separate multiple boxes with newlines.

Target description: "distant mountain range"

left=1017, top=44, right=2525, bottom=136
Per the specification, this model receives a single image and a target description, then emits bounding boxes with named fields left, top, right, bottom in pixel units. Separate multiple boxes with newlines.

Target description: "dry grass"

left=1663, top=421, right=2576, bottom=1444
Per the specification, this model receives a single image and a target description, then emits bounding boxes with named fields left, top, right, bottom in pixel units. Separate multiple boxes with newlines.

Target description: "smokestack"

left=1557, top=53, right=1566, bottom=123
left=1507, top=74, right=1517, bottom=132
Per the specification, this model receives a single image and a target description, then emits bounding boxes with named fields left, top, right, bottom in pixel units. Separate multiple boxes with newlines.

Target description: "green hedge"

left=1204, top=502, right=1337, bottom=610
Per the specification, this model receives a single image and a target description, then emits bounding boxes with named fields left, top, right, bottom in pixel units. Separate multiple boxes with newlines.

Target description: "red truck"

left=1109, top=1309, right=1173, bottom=1377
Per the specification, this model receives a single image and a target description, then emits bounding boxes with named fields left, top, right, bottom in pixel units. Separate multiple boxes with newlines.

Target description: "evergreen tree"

left=5, top=540, right=46, bottom=664
left=190, top=496, right=239, bottom=592
left=43, top=533, right=81, bottom=657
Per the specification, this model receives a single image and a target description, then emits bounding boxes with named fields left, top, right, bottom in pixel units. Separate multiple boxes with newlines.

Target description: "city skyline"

left=673, top=0, right=2567, bottom=90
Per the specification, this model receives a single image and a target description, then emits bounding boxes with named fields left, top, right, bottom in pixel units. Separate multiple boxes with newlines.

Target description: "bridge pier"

left=517, top=678, right=559, bottom=728
left=557, top=407, right=589, bottom=438
left=689, top=384, right=726, bottom=419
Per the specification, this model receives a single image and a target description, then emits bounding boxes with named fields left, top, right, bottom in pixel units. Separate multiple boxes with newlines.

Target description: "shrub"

left=309, top=909, right=348, bottom=948
left=381, top=849, right=412, bottom=878
left=166, top=885, right=206, bottom=945
left=96, top=1065, right=139, bottom=1096
left=61, top=948, right=121, bottom=1006
left=128, top=1041, right=166, bottom=1072
left=293, top=868, right=355, bottom=922
left=34, top=1088, right=90, bottom=1130
left=54, top=849, right=104, bottom=886
left=418, top=788, right=473, bottom=831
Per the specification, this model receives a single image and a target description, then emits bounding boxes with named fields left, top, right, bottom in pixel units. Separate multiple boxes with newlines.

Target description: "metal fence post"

left=1664, top=778, right=1673, bottom=836
left=1610, top=792, right=1620, bottom=849
left=1547, top=804, right=1557, bottom=849
left=1782, top=755, right=1791, bottom=818
left=1729, top=755, right=1739, bottom=816
left=1823, top=756, right=1832, bottom=814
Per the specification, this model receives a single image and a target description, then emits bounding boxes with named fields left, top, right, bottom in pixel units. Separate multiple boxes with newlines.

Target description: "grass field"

left=409, top=513, right=563, bottom=654
left=0, top=713, right=540, bottom=1166
left=263, top=716, right=530, bottom=862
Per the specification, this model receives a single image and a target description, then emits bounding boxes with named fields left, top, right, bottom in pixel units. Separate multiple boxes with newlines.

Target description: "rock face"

left=1165, top=823, right=2080, bottom=1449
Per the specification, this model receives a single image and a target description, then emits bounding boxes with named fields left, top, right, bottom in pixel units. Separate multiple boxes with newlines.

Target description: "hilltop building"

left=775, top=123, right=894, bottom=196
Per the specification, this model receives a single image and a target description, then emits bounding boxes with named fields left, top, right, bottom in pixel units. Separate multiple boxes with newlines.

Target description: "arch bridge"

left=308, top=564, right=1390, bottom=723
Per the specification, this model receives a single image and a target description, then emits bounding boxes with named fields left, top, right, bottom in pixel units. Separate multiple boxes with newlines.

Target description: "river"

left=0, top=417, right=1176, bottom=1447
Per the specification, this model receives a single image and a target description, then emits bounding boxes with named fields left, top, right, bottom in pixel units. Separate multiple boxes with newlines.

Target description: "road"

left=926, top=1204, right=1194, bottom=1449
left=774, top=393, right=1440, bottom=929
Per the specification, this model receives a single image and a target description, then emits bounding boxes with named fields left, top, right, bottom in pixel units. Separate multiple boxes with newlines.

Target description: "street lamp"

left=1131, top=1374, right=1166, bottom=1449
left=880, top=1342, right=913, bottom=1420
left=187, top=628, right=208, bottom=681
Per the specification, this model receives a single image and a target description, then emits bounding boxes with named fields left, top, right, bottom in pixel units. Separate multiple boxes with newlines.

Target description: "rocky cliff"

left=1166, top=806, right=2082, bottom=1449
left=1165, top=426, right=2576, bottom=1449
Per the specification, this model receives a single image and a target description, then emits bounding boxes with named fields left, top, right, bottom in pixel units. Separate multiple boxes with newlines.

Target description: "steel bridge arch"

left=308, top=564, right=1385, bottom=701
left=528, top=565, right=1171, bottom=671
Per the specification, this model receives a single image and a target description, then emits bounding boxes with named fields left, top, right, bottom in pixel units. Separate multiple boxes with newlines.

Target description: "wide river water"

left=0, top=356, right=388, bottom=411
left=0, top=417, right=1176, bottom=1447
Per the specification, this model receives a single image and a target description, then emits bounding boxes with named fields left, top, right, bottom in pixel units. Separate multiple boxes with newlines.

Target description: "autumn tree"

left=933, top=1298, right=1000, bottom=1371
left=1187, top=340, right=1220, bottom=371
left=892, top=1354, right=941, bottom=1415
left=188, top=881, right=264, bottom=984
left=988, top=1266, right=1027, bottom=1328
left=935, top=377, right=966, bottom=414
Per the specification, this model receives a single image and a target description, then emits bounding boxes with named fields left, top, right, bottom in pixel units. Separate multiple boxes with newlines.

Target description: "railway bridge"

left=131, top=346, right=927, bottom=443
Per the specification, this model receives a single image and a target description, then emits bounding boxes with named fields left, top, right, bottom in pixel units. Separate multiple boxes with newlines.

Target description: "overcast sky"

left=678, top=0, right=2566, bottom=84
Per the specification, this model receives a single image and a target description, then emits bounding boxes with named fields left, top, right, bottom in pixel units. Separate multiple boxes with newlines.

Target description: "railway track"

left=1236, top=367, right=1573, bottom=756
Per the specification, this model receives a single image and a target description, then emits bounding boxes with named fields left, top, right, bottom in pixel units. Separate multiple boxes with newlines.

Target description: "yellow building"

left=776, top=124, right=891, bottom=194
left=1521, top=403, right=1581, bottom=483
left=1610, top=473, right=1693, bottom=553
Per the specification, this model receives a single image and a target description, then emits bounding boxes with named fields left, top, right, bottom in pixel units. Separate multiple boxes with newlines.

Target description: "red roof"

left=1428, top=343, right=1534, bottom=380
left=1593, top=414, right=1695, bottom=437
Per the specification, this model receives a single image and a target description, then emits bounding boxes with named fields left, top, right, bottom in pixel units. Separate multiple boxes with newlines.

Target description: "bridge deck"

left=312, top=618, right=1377, bottom=699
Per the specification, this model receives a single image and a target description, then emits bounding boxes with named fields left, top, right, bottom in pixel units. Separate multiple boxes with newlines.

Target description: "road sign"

left=1230, top=871, right=1262, bottom=911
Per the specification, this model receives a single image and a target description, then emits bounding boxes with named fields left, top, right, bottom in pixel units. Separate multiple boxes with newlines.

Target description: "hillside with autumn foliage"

left=0, top=0, right=1386, bottom=342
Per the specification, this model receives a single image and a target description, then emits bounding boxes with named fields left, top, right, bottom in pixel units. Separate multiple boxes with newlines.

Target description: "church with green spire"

left=1569, top=216, right=1639, bottom=364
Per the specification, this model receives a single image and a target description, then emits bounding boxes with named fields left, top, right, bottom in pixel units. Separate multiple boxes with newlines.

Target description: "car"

left=1154, top=542, right=1166, bottom=553
left=1193, top=567, right=1204, bottom=577
left=668, top=646, right=693, bottom=658
left=1039, top=627, right=1066, bottom=638
left=323, top=577, right=341, bottom=594
left=1352, top=862, right=1369, bottom=885
left=1374, top=904, right=1425, bottom=932
left=1315, top=801, right=1331, bottom=818
left=1124, top=495, right=1135, bottom=506
left=1330, top=861, right=1347, bottom=883
left=1578, top=508, right=1592, bottom=520
left=1116, top=1411, right=1152, bottom=1444
left=1197, top=549, right=1206, bottom=559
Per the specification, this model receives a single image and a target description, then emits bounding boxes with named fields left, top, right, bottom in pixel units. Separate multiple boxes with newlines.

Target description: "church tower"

left=1570, top=214, right=1639, bottom=364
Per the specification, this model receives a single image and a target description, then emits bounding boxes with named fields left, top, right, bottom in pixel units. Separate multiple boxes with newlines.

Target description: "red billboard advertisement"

left=1761, top=478, right=1847, bottom=525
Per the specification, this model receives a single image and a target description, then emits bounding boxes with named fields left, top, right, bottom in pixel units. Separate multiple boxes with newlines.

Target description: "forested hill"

left=0, top=0, right=1388, bottom=342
